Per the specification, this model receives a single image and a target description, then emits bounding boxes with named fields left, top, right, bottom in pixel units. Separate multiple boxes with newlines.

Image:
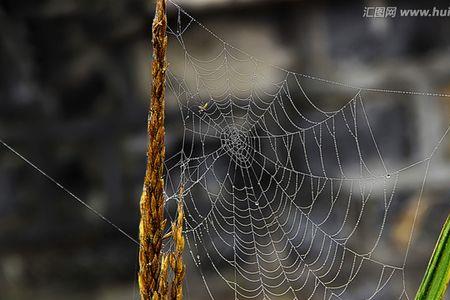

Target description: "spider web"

left=161, top=1, right=450, bottom=299
left=0, top=1, right=448, bottom=299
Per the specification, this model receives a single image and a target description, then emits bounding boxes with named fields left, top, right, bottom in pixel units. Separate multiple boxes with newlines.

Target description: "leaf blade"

left=415, top=214, right=450, bottom=300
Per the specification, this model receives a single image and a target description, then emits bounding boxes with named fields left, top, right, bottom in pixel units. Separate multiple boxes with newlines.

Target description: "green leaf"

left=415, top=214, right=450, bottom=300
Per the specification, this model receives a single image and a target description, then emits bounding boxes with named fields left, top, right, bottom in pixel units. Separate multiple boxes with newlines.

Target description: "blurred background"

left=1, top=0, right=450, bottom=299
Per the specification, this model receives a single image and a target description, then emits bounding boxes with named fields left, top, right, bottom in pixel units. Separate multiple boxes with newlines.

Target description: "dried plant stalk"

left=170, top=187, right=186, bottom=300
left=138, top=0, right=168, bottom=299
left=158, top=254, right=170, bottom=298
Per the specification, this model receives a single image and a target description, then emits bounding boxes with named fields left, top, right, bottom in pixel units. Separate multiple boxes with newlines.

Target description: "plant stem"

left=170, top=186, right=186, bottom=300
left=415, top=214, right=450, bottom=300
left=138, top=0, right=168, bottom=299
